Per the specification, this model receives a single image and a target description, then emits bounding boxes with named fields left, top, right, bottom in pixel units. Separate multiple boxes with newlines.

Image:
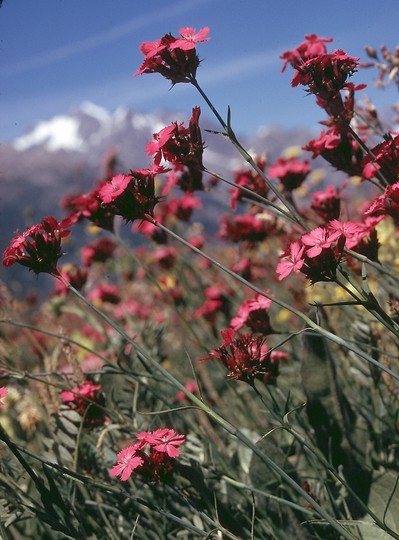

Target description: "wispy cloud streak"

left=1, top=0, right=213, bottom=78
left=199, top=49, right=281, bottom=85
left=121, top=48, right=282, bottom=105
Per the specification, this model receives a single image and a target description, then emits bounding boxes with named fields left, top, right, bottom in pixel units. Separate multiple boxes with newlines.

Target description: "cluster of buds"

left=219, top=213, right=273, bottom=244
left=62, top=185, right=115, bottom=232
left=365, top=180, right=399, bottom=224
left=229, top=156, right=268, bottom=210
left=361, top=133, right=399, bottom=186
left=364, top=43, right=399, bottom=89
left=268, top=156, right=311, bottom=193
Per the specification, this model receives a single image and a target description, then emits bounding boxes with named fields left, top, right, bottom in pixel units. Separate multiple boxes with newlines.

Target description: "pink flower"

left=268, top=157, right=310, bottom=192
left=110, top=445, right=144, bottom=481
left=280, top=34, right=333, bottom=72
left=153, top=246, right=178, bottom=269
left=61, top=381, right=102, bottom=404
left=170, top=27, right=210, bottom=51
left=61, top=186, right=115, bottom=232
left=301, top=227, right=334, bottom=258
left=110, top=429, right=185, bottom=483
left=310, top=184, right=341, bottom=222
left=143, top=428, right=186, bottom=458
left=175, top=379, right=198, bottom=402
left=113, top=299, right=152, bottom=321
left=364, top=182, right=399, bottom=227
left=61, top=381, right=105, bottom=427
left=167, top=193, right=202, bottom=221
left=291, top=50, right=359, bottom=94
left=81, top=237, right=116, bottom=267
left=0, top=387, right=8, bottom=406
left=146, top=124, right=176, bottom=159
left=304, top=128, right=341, bottom=157
left=361, top=134, right=399, bottom=186
left=99, top=174, right=131, bottom=203
left=303, top=128, right=363, bottom=176
left=99, top=169, right=160, bottom=223
left=146, top=108, right=204, bottom=192
left=229, top=157, right=268, bottom=211
left=219, top=214, right=271, bottom=243
left=53, top=264, right=88, bottom=296
left=194, top=283, right=233, bottom=332
left=345, top=216, right=381, bottom=261
left=276, top=242, right=305, bottom=280
left=327, top=220, right=364, bottom=248
left=134, top=29, right=210, bottom=84
left=230, top=293, right=274, bottom=334
left=87, top=283, right=120, bottom=304
left=136, top=428, right=186, bottom=457
left=132, top=213, right=168, bottom=244
left=128, top=429, right=186, bottom=482
left=139, top=38, right=165, bottom=59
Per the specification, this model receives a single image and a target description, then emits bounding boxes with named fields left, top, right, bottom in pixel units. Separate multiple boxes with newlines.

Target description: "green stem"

left=204, top=167, right=298, bottom=225
left=285, top=425, right=399, bottom=539
left=150, top=219, right=399, bottom=382
left=57, top=278, right=358, bottom=539
left=344, top=120, right=389, bottom=188
left=190, top=78, right=309, bottom=230
left=334, top=274, right=399, bottom=339
left=1, top=436, right=212, bottom=537
left=0, top=319, right=110, bottom=367
left=221, top=475, right=314, bottom=517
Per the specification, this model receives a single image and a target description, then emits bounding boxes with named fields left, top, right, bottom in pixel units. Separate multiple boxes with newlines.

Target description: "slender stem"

left=336, top=267, right=399, bottom=339
left=285, top=425, right=399, bottom=539
left=343, top=117, right=389, bottom=188
left=0, top=436, right=212, bottom=537
left=344, top=249, right=399, bottom=284
left=150, top=219, right=399, bottom=382
left=56, top=276, right=357, bottom=538
left=221, top=475, right=315, bottom=516
left=0, top=319, right=110, bottom=366
left=190, top=78, right=309, bottom=230
left=204, top=167, right=299, bottom=225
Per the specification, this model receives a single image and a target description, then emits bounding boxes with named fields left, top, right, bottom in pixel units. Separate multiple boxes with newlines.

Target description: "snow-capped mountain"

left=1, top=102, right=185, bottom=232
left=0, top=102, right=235, bottom=288
left=11, top=102, right=171, bottom=158
left=11, top=102, right=172, bottom=156
left=0, top=101, right=244, bottom=237
left=0, top=101, right=311, bottom=294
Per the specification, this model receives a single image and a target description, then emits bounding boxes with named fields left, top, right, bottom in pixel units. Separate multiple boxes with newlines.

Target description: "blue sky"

left=1, top=0, right=399, bottom=141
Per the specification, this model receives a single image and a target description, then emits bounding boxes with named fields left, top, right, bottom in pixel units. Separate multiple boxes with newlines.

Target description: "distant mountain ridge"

left=0, top=101, right=313, bottom=293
